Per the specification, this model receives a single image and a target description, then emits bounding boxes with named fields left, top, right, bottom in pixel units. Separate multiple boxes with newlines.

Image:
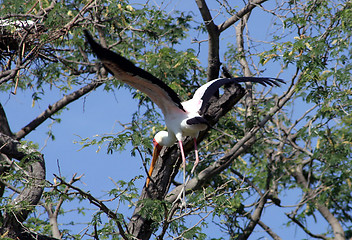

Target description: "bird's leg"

left=178, top=137, right=199, bottom=203
left=178, top=140, right=187, bottom=206
left=190, top=137, right=199, bottom=175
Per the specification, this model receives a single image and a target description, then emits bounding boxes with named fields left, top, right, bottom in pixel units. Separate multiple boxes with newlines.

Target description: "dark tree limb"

left=238, top=195, right=268, bottom=240
left=257, top=219, right=282, bottom=240
left=0, top=132, right=46, bottom=239
left=286, top=212, right=328, bottom=240
left=0, top=103, right=13, bottom=137
left=195, top=0, right=269, bottom=81
left=218, top=0, right=269, bottom=32
left=195, top=0, right=221, bottom=81
left=0, top=103, right=14, bottom=203
left=41, top=174, right=83, bottom=239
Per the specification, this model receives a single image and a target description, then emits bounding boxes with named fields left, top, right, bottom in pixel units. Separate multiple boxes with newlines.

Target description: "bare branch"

left=257, top=219, right=282, bottom=240
left=290, top=164, right=345, bottom=240
left=54, top=174, right=130, bottom=240
left=218, top=0, right=269, bottom=32
left=195, top=0, right=270, bottom=81
left=286, top=213, right=328, bottom=240
left=238, top=195, right=267, bottom=240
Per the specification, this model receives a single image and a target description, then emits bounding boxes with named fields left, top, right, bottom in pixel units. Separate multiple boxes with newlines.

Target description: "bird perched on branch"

left=83, top=30, right=284, bottom=188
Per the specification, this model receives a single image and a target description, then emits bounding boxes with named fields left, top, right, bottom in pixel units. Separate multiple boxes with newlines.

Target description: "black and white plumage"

left=83, top=30, right=284, bottom=187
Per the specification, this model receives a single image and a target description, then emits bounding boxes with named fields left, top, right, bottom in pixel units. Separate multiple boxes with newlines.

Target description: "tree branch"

left=54, top=174, right=129, bottom=240
left=0, top=133, right=46, bottom=239
left=195, top=0, right=270, bottom=81
left=0, top=103, right=14, bottom=198
left=235, top=12, right=256, bottom=132
left=218, top=0, right=269, bottom=32
left=257, top=219, right=282, bottom=240
left=291, top=164, right=345, bottom=240
left=195, top=0, right=221, bottom=81
left=286, top=213, right=328, bottom=240
left=0, top=103, right=13, bottom=137
left=15, top=80, right=103, bottom=140
left=238, top=195, right=267, bottom=240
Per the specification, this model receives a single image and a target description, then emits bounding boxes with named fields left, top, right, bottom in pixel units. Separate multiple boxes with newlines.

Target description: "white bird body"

left=84, top=30, right=284, bottom=188
left=164, top=78, right=228, bottom=142
left=166, top=110, right=206, bottom=139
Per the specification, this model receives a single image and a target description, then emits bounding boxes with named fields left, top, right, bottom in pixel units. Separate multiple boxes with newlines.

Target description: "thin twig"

left=54, top=174, right=129, bottom=240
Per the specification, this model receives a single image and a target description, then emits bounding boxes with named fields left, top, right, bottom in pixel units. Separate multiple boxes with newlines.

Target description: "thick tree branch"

left=257, top=219, right=282, bottom=240
left=0, top=132, right=46, bottom=239
left=235, top=13, right=252, bottom=77
left=42, top=174, right=83, bottom=239
left=235, top=12, right=256, bottom=133
left=0, top=103, right=13, bottom=137
left=195, top=0, right=269, bottom=81
left=316, top=204, right=345, bottom=240
left=195, top=0, right=221, bottom=81
left=0, top=103, right=14, bottom=203
left=238, top=195, right=267, bottom=240
left=15, top=80, right=103, bottom=140
left=286, top=213, right=328, bottom=240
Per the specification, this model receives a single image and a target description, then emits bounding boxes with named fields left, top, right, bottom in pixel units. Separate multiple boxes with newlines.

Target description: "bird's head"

left=153, top=130, right=176, bottom=147
left=151, top=131, right=176, bottom=173
left=146, top=131, right=175, bottom=187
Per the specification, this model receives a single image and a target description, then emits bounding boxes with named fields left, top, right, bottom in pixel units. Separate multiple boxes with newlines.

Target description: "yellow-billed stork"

left=83, top=30, right=284, bottom=188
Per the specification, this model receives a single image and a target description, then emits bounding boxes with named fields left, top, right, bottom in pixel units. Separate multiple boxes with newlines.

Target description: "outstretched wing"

left=84, top=30, right=185, bottom=115
left=182, top=77, right=284, bottom=115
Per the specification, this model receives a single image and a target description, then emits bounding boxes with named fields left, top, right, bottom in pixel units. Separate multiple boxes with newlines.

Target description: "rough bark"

left=0, top=103, right=14, bottom=198
left=195, top=0, right=270, bottom=81
left=0, top=103, right=13, bottom=137
left=0, top=133, right=46, bottom=239
left=195, top=0, right=221, bottom=81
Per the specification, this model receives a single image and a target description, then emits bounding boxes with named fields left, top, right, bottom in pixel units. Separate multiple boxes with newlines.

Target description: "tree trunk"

left=0, top=133, right=46, bottom=239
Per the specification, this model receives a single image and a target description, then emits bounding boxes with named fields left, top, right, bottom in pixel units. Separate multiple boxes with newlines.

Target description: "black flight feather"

left=186, top=116, right=209, bottom=125
left=84, top=30, right=185, bottom=112
left=84, top=30, right=284, bottom=117
left=198, top=77, right=284, bottom=114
